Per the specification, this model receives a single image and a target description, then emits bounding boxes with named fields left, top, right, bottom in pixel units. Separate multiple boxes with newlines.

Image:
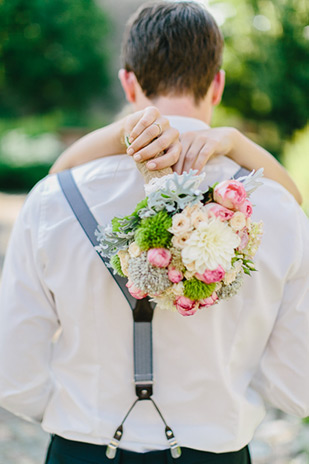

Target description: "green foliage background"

left=215, top=0, right=309, bottom=157
left=0, top=0, right=111, bottom=116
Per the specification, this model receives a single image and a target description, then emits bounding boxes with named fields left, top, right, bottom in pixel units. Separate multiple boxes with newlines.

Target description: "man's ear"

left=211, top=70, right=225, bottom=106
left=118, top=69, right=138, bottom=103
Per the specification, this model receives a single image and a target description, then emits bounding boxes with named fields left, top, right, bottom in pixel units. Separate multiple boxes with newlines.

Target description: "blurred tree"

left=0, top=0, right=111, bottom=116
left=210, top=0, right=309, bottom=154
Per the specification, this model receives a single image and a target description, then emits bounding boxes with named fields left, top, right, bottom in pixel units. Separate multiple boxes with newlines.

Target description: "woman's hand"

left=173, top=127, right=236, bottom=174
left=124, top=106, right=181, bottom=171
left=49, top=106, right=181, bottom=174
left=173, top=126, right=302, bottom=204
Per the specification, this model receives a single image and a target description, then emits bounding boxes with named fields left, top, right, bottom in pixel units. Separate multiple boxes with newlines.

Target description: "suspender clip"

left=165, top=426, right=182, bottom=459
left=106, top=425, right=123, bottom=460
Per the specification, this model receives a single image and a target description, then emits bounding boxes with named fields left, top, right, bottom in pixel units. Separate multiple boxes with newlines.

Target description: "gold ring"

left=155, top=122, right=162, bottom=136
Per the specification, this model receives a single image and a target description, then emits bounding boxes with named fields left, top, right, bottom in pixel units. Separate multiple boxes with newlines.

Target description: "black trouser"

left=45, top=435, right=252, bottom=464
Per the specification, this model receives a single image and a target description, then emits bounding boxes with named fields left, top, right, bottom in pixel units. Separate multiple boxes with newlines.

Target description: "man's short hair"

left=122, top=1, right=224, bottom=103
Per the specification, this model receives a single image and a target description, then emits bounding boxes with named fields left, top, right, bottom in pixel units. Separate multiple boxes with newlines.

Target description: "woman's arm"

left=49, top=107, right=180, bottom=174
left=229, top=130, right=302, bottom=205
left=173, top=127, right=302, bottom=205
left=50, top=110, right=302, bottom=204
left=49, top=119, right=125, bottom=174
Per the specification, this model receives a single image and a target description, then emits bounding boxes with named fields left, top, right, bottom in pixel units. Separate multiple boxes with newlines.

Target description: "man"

left=0, top=2, right=308, bottom=464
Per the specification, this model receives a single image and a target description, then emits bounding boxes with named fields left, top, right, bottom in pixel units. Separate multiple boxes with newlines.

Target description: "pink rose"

left=174, top=296, right=198, bottom=316
left=238, top=199, right=253, bottom=218
left=168, top=267, right=183, bottom=283
left=195, top=265, right=225, bottom=284
left=213, top=180, right=247, bottom=210
left=147, top=248, right=172, bottom=268
left=204, top=203, right=234, bottom=221
left=199, top=292, right=218, bottom=308
left=237, top=228, right=249, bottom=251
left=126, top=280, right=147, bottom=299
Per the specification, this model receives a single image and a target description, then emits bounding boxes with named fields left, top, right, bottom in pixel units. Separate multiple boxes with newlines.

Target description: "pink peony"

left=198, top=292, right=218, bottom=308
left=213, top=180, right=247, bottom=210
left=168, top=267, right=183, bottom=283
left=126, top=280, right=147, bottom=299
left=204, top=203, right=234, bottom=221
left=237, top=228, right=249, bottom=251
left=147, top=248, right=172, bottom=268
left=195, top=265, right=225, bottom=284
left=174, top=296, right=198, bottom=316
left=238, top=199, right=253, bottom=218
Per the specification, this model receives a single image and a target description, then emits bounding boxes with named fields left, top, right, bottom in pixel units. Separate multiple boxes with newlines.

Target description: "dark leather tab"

left=136, top=384, right=153, bottom=399
left=133, top=298, right=155, bottom=322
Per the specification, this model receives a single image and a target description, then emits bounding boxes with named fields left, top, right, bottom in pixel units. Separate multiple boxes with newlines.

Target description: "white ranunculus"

left=128, top=242, right=142, bottom=258
left=181, top=218, right=240, bottom=273
left=229, top=211, right=246, bottom=231
left=169, top=213, right=192, bottom=235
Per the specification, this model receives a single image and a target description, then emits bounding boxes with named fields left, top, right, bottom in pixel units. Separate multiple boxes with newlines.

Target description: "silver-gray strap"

left=234, top=167, right=251, bottom=179
left=57, top=170, right=181, bottom=460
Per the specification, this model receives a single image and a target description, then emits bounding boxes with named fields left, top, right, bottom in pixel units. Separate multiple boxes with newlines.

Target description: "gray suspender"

left=233, top=167, right=251, bottom=179
left=57, top=170, right=180, bottom=459
left=57, top=166, right=249, bottom=459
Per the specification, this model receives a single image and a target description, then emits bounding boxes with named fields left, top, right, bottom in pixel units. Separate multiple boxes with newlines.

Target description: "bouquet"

left=96, top=167, right=263, bottom=317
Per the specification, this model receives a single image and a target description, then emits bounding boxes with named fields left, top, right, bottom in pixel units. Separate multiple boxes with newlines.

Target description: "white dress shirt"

left=0, top=116, right=309, bottom=454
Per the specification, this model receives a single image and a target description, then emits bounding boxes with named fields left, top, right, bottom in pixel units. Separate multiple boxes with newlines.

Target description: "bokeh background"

left=0, top=0, right=308, bottom=462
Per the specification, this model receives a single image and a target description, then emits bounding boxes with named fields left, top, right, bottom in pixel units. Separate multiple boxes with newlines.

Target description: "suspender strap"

left=234, top=167, right=251, bottom=179
left=57, top=170, right=180, bottom=459
left=58, top=170, right=154, bottom=397
left=57, top=170, right=136, bottom=309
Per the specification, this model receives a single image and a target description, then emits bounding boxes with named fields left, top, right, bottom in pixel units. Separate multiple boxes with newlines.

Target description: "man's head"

left=119, top=1, right=225, bottom=120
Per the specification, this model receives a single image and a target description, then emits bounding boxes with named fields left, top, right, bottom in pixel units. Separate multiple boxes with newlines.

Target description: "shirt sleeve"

left=0, top=185, right=59, bottom=423
left=251, top=206, right=309, bottom=417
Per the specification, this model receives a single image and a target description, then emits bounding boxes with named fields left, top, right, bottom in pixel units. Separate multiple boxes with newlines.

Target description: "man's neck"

left=150, top=95, right=212, bottom=124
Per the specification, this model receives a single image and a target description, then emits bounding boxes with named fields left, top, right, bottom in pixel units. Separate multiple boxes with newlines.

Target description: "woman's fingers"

left=173, top=132, right=195, bottom=173
left=130, top=127, right=180, bottom=162
left=126, top=106, right=160, bottom=142
left=146, top=141, right=181, bottom=170
left=182, top=138, right=203, bottom=173
left=127, top=117, right=170, bottom=154
left=175, top=132, right=217, bottom=174
left=123, top=105, right=181, bottom=171
left=194, top=143, right=216, bottom=172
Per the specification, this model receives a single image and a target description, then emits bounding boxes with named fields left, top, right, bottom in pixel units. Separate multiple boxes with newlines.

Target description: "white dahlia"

left=181, top=218, right=240, bottom=273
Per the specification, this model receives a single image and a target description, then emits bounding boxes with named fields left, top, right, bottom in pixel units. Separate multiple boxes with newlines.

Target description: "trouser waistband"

left=45, top=435, right=252, bottom=464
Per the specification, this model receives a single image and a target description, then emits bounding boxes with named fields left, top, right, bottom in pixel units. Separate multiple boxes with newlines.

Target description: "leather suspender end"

left=136, top=383, right=153, bottom=400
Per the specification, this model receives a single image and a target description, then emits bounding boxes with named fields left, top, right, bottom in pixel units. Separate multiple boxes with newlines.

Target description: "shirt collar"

left=166, top=115, right=209, bottom=134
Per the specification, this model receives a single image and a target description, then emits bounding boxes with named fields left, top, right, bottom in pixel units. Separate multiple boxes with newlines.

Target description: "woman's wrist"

left=226, top=128, right=243, bottom=159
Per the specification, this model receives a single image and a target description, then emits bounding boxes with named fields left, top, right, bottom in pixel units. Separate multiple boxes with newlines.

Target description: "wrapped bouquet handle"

left=136, top=153, right=173, bottom=183
left=125, top=136, right=173, bottom=183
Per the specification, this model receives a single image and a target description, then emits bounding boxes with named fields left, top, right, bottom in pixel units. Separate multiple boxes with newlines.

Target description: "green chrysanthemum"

left=111, top=217, right=122, bottom=233
left=134, top=198, right=148, bottom=215
left=111, top=199, right=148, bottom=234
left=110, top=254, right=126, bottom=277
left=183, top=278, right=216, bottom=300
left=135, top=210, right=172, bottom=251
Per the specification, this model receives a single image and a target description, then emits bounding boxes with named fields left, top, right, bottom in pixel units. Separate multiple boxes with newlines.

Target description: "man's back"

left=1, top=116, right=308, bottom=454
